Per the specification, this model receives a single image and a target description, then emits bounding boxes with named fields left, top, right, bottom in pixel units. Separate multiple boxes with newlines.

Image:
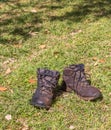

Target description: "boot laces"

left=39, top=75, right=57, bottom=95
left=73, top=69, right=90, bottom=93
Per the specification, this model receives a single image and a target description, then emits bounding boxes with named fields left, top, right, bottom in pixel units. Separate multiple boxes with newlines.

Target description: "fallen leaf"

left=99, top=59, right=105, bottom=63
left=70, top=29, right=82, bottom=36
left=14, top=44, right=22, bottom=48
left=3, top=58, right=16, bottom=65
left=5, top=114, right=12, bottom=120
left=29, top=79, right=36, bottom=84
left=30, top=9, right=37, bottom=13
left=94, top=61, right=98, bottom=66
left=29, top=31, right=38, bottom=36
left=0, top=86, right=7, bottom=91
left=109, top=92, right=111, bottom=96
left=39, top=45, right=46, bottom=49
left=92, top=57, right=98, bottom=61
left=5, top=68, right=11, bottom=75
left=69, top=125, right=75, bottom=130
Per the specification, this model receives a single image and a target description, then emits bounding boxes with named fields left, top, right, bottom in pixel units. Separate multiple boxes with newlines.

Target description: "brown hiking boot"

left=30, top=68, right=60, bottom=109
left=63, top=64, right=102, bottom=101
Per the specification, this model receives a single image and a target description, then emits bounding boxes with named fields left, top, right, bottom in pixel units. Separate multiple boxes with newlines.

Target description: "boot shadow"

left=53, top=81, right=67, bottom=102
left=87, top=79, right=91, bottom=85
left=91, top=94, right=103, bottom=102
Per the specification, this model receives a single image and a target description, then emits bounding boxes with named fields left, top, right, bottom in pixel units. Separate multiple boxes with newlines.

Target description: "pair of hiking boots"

left=31, top=64, right=102, bottom=110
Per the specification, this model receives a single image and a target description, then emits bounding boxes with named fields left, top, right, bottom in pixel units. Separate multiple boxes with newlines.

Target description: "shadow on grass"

left=0, top=0, right=111, bottom=45
left=0, top=1, right=43, bottom=45
left=0, top=0, right=64, bottom=45
left=50, top=0, right=111, bottom=22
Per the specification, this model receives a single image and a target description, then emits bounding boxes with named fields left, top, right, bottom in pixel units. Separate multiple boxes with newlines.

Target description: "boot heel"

left=66, top=86, right=72, bottom=92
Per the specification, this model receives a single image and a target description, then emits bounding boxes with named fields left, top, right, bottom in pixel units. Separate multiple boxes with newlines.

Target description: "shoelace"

left=73, top=69, right=89, bottom=94
left=38, top=75, right=57, bottom=95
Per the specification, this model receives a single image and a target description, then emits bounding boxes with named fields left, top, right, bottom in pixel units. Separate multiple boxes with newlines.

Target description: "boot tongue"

left=69, top=64, right=84, bottom=71
left=77, top=69, right=90, bottom=87
left=73, top=64, right=89, bottom=88
left=38, top=68, right=60, bottom=77
left=78, top=64, right=84, bottom=70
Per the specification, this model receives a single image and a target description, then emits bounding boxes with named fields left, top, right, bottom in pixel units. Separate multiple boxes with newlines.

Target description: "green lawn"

left=0, top=0, right=111, bottom=129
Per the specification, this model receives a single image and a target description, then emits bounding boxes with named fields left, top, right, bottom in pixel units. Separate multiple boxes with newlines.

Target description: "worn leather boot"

left=63, top=64, right=102, bottom=101
left=31, top=68, right=60, bottom=109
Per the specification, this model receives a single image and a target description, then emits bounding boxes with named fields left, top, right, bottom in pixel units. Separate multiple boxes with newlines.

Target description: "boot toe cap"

left=31, top=95, right=51, bottom=109
left=78, top=86, right=102, bottom=101
left=91, top=89, right=102, bottom=100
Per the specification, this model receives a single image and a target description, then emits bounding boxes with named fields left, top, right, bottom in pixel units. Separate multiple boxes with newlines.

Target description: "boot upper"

left=63, top=64, right=102, bottom=100
left=31, top=68, right=60, bottom=109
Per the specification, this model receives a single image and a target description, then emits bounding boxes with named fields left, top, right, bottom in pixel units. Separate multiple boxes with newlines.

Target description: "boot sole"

left=77, top=95, right=101, bottom=101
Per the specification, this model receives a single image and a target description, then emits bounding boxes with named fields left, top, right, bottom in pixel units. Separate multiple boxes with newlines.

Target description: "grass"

left=0, top=0, right=111, bottom=129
